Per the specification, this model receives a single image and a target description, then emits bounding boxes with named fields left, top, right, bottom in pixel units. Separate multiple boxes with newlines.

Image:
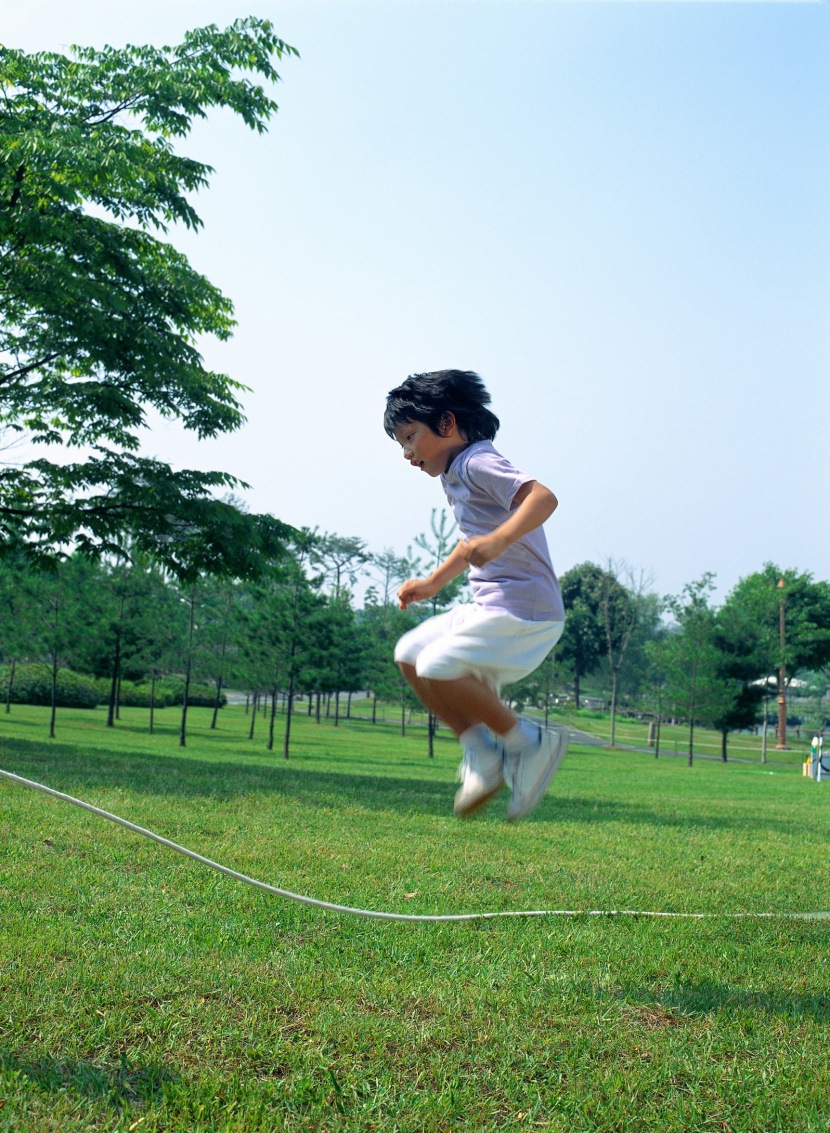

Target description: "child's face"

left=392, top=418, right=467, bottom=477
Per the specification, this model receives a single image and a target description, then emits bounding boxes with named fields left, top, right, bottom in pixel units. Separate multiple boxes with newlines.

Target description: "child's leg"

left=398, top=664, right=516, bottom=737
left=395, top=607, right=567, bottom=818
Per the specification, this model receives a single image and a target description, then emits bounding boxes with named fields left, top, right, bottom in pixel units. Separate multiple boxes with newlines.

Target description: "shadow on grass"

left=622, top=980, right=830, bottom=1024
left=0, top=1048, right=177, bottom=1110
left=0, top=736, right=814, bottom=836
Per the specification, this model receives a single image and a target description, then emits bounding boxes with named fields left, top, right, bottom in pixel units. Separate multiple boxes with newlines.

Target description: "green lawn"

left=1, top=704, right=829, bottom=1131
left=553, top=707, right=813, bottom=770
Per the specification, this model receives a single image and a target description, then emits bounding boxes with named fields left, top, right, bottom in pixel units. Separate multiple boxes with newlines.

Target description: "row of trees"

left=2, top=511, right=829, bottom=762
left=527, top=561, right=830, bottom=763
left=0, top=517, right=462, bottom=753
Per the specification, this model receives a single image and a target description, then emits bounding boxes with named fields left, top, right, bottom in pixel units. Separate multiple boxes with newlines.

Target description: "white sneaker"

left=454, top=743, right=505, bottom=817
left=504, top=725, right=568, bottom=821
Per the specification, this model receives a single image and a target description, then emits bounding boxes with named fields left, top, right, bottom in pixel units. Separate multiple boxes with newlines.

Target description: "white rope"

left=2, top=767, right=828, bottom=923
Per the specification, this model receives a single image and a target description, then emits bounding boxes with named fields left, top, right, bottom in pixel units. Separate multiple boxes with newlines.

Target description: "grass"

left=554, top=708, right=814, bottom=770
left=1, top=703, right=829, bottom=1131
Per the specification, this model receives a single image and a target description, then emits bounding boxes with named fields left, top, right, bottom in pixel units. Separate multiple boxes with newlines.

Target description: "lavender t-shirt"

left=441, top=441, right=565, bottom=622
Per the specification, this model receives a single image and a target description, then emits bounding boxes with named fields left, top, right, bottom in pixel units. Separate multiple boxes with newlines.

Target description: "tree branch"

left=0, top=354, right=61, bottom=384
left=0, top=163, right=26, bottom=211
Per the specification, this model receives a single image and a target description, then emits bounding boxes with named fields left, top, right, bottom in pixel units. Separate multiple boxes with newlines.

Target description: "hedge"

left=91, top=678, right=226, bottom=709
left=0, top=665, right=100, bottom=709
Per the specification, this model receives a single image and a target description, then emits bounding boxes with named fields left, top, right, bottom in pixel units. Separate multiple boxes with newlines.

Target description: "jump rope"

left=2, top=766, right=828, bottom=923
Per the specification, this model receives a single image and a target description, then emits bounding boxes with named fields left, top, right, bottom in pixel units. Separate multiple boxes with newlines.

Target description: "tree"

left=598, top=559, right=650, bottom=747
left=362, top=550, right=414, bottom=726
left=0, top=551, right=44, bottom=710
left=661, top=575, right=730, bottom=766
left=558, top=563, right=607, bottom=708
left=0, top=21, right=296, bottom=577
left=28, top=556, right=98, bottom=736
left=719, top=566, right=830, bottom=755
left=237, top=531, right=323, bottom=757
left=312, top=535, right=370, bottom=600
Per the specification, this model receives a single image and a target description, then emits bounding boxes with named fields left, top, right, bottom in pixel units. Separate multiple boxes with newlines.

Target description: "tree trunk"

left=574, top=672, right=581, bottom=710
left=179, top=594, right=195, bottom=748
left=687, top=665, right=697, bottom=767
left=654, top=684, right=662, bottom=759
left=245, top=693, right=250, bottom=715
left=267, top=684, right=279, bottom=751
left=115, top=672, right=122, bottom=721
left=721, top=729, right=728, bottom=761
left=334, top=686, right=340, bottom=727
left=761, top=695, right=768, bottom=764
left=307, top=694, right=313, bottom=716
left=210, top=635, right=228, bottom=730
left=5, top=658, right=15, bottom=714
left=107, top=594, right=125, bottom=728
left=316, top=691, right=321, bottom=723
left=248, top=692, right=258, bottom=739
left=107, top=628, right=121, bottom=728
left=400, top=685, right=406, bottom=737
left=49, top=645, right=58, bottom=739
left=372, top=694, right=377, bottom=725
left=149, top=669, right=156, bottom=735
left=283, top=673, right=296, bottom=760
left=427, top=712, right=436, bottom=758
left=609, top=671, right=619, bottom=747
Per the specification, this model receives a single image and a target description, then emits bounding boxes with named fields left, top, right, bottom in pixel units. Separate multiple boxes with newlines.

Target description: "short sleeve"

left=464, top=449, right=532, bottom=512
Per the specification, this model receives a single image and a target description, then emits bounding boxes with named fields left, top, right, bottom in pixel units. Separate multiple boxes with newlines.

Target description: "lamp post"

left=775, top=577, right=789, bottom=750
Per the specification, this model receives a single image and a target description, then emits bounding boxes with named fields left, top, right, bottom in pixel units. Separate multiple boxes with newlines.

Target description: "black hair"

left=383, top=370, right=499, bottom=442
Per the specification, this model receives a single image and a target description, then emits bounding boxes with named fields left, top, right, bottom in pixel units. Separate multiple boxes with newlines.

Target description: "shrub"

left=0, top=664, right=100, bottom=708
left=90, top=677, right=225, bottom=709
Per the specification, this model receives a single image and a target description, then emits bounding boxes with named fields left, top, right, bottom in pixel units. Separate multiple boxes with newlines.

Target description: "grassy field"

left=1, top=703, right=829, bottom=1132
left=343, top=696, right=815, bottom=770
left=551, top=709, right=813, bottom=770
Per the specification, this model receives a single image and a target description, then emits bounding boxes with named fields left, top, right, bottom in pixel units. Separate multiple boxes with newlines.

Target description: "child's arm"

left=460, top=480, right=557, bottom=568
left=397, top=539, right=470, bottom=610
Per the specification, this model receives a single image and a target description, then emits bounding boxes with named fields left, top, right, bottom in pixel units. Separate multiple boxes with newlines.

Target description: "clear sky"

left=6, top=0, right=830, bottom=601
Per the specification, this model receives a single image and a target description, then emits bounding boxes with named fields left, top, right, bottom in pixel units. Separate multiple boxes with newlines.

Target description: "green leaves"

left=0, top=20, right=298, bottom=577
left=0, top=450, right=294, bottom=582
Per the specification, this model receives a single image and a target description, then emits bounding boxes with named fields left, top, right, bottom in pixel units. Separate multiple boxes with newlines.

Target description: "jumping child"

left=385, top=369, right=568, bottom=820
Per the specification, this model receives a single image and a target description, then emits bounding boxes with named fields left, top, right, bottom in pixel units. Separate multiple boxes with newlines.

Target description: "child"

left=384, top=369, right=567, bottom=820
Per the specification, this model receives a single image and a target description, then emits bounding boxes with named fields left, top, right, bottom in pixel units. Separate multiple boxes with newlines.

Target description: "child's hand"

left=460, top=534, right=507, bottom=568
left=397, top=578, right=436, bottom=609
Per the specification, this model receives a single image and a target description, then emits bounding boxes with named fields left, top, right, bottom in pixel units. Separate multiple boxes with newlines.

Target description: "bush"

left=90, top=677, right=225, bottom=709
left=173, top=682, right=227, bottom=709
left=0, top=664, right=100, bottom=708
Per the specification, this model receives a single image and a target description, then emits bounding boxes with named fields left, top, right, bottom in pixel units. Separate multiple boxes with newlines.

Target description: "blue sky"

left=7, top=1, right=830, bottom=601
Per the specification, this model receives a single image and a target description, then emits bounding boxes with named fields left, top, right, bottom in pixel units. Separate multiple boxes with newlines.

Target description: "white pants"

left=394, top=605, right=565, bottom=692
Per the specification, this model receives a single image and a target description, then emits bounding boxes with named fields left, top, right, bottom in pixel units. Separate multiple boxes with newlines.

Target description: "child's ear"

left=438, top=412, right=456, bottom=437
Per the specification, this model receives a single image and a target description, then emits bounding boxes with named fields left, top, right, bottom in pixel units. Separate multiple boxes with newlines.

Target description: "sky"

left=5, top=0, right=830, bottom=602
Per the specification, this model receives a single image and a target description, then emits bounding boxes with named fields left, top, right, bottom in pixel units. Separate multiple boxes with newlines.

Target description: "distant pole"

left=775, top=578, right=789, bottom=750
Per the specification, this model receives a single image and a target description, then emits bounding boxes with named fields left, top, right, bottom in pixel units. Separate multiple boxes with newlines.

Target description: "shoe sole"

left=454, top=777, right=505, bottom=818
left=506, top=731, right=569, bottom=821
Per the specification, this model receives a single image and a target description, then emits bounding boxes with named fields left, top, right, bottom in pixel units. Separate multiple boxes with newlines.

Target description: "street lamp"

left=775, top=577, right=789, bottom=750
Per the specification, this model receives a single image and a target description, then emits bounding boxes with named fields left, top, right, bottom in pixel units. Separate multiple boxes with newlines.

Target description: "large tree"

left=0, top=20, right=296, bottom=578
left=660, top=575, right=731, bottom=766
left=597, top=559, right=650, bottom=747
left=558, top=562, right=608, bottom=708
